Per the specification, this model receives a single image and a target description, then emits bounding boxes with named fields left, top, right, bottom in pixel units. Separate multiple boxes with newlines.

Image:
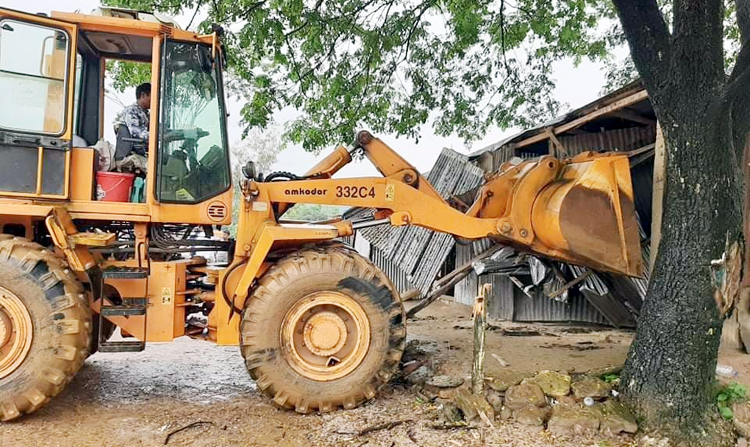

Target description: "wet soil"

left=0, top=298, right=722, bottom=447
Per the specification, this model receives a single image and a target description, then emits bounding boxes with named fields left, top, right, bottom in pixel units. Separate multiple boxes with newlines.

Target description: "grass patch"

left=716, top=382, right=747, bottom=420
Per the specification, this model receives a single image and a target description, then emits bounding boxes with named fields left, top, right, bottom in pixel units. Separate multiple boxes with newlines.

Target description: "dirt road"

left=0, top=299, right=670, bottom=447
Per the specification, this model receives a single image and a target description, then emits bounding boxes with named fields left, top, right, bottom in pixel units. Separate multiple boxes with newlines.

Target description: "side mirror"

left=242, top=161, right=257, bottom=180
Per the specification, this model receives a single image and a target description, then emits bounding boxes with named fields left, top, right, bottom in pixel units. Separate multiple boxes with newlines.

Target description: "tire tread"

left=0, top=236, right=90, bottom=421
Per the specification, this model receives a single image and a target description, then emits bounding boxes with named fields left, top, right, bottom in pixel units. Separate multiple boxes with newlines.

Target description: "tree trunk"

left=621, top=100, right=742, bottom=445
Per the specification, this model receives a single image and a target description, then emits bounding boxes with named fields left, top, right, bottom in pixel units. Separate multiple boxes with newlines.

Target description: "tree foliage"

left=104, top=1, right=747, bottom=150
left=230, top=123, right=283, bottom=175
left=284, top=204, right=348, bottom=221
left=104, top=0, right=620, bottom=151
left=106, top=60, right=151, bottom=93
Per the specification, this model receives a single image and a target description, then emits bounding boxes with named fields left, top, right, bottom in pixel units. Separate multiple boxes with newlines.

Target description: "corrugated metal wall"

left=560, top=125, right=656, bottom=155
left=370, top=246, right=411, bottom=293
left=454, top=239, right=492, bottom=307
left=513, top=289, right=608, bottom=324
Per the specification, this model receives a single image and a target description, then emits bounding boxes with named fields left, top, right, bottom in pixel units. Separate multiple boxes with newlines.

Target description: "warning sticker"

left=385, top=184, right=395, bottom=202
left=161, top=287, right=173, bottom=305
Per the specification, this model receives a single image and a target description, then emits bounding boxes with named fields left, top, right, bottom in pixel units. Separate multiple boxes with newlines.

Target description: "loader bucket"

left=530, top=154, right=643, bottom=277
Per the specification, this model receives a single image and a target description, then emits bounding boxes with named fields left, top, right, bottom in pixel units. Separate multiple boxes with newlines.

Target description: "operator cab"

left=0, top=7, right=232, bottom=220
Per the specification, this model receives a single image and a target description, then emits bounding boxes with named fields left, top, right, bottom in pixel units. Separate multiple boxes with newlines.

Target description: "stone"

left=427, top=375, right=464, bottom=388
left=452, top=388, right=495, bottom=423
left=424, top=375, right=464, bottom=398
left=556, top=395, right=577, bottom=406
left=528, top=370, right=572, bottom=398
left=485, top=389, right=504, bottom=414
left=404, top=365, right=433, bottom=386
left=733, top=402, right=750, bottom=438
left=737, top=437, right=748, bottom=447
left=505, top=382, right=546, bottom=410
left=439, top=402, right=464, bottom=424
left=499, top=406, right=513, bottom=421
left=547, top=403, right=601, bottom=435
left=571, top=376, right=611, bottom=400
left=513, top=405, right=551, bottom=426
left=599, top=400, right=638, bottom=434
left=486, top=376, right=523, bottom=392
left=401, top=340, right=427, bottom=363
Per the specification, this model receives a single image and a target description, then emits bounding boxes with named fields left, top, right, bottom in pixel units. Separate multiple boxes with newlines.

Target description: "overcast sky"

left=4, top=0, right=612, bottom=177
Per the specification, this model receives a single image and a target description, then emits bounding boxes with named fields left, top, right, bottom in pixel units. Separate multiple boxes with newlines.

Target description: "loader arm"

left=275, top=131, right=446, bottom=215
left=250, top=131, right=642, bottom=278
left=221, top=131, right=643, bottom=344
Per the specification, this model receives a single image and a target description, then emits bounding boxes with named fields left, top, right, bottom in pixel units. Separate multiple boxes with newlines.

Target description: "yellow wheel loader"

left=0, top=7, right=642, bottom=419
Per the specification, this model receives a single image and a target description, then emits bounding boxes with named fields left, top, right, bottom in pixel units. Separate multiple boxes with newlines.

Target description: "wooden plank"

left=650, top=123, right=665, bottom=275
left=516, top=90, right=650, bottom=148
left=407, top=244, right=503, bottom=318
left=579, top=289, right=637, bottom=328
left=627, top=143, right=656, bottom=158
left=548, top=132, right=567, bottom=157
left=547, top=270, right=592, bottom=299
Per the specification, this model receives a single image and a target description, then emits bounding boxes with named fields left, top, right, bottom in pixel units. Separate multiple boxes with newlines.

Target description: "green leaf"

left=720, top=406, right=734, bottom=420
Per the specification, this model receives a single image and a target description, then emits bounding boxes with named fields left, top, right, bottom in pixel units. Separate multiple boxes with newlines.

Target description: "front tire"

left=0, top=235, right=91, bottom=421
left=240, top=247, right=406, bottom=413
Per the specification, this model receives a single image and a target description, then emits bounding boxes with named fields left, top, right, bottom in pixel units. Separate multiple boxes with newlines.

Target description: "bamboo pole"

left=472, top=284, right=491, bottom=394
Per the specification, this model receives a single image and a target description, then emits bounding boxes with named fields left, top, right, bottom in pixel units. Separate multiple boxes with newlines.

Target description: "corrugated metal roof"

left=469, top=80, right=647, bottom=159
left=345, top=148, right=485, bottom=294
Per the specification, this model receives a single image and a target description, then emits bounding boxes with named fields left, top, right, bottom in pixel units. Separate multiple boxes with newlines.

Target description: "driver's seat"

left=115, top=124, right=148, bottom=161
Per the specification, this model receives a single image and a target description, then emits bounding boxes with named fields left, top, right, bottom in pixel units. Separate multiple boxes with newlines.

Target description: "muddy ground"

left=1, top=299, right=747, bottom=447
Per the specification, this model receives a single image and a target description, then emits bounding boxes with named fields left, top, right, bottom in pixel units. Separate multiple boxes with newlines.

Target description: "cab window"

left=158, top=40, right=230, bottom=203
left=0, top=19, right=69, bottom=135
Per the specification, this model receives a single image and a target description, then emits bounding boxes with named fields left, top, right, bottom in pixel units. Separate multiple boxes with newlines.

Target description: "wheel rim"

left=0, top=286, right=33, bottom=379
left=281, top=291, right=370, bottom=381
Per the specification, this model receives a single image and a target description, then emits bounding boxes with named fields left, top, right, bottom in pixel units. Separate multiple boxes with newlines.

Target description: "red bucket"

left=96, top=171, right=135, bottom=202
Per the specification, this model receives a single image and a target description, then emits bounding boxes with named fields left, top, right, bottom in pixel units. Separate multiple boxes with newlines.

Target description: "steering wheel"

left=165, top=128, right=210, bottom=143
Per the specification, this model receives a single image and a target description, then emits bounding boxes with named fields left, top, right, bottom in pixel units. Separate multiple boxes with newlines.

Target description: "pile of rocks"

left=443, top=370, right=637, bottom=435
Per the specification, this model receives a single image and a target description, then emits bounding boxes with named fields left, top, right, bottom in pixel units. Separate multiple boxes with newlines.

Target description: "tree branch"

left=284, top=0, right=323, bottom=38
left=186, top=1, right=202, bottom=30
left=611, top=0, right=671, bottom=94
left=242, top=1, right=267, bottom=19
left=400, top=0, right=433, bottom=63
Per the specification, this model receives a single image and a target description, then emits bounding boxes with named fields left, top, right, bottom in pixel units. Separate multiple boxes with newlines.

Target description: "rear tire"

left=240, top=247, right=406, bottom=413
left=0, top=235, right=91, bottom=421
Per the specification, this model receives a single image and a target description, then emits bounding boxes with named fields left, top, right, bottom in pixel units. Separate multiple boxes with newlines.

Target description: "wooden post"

left=472, top=284, right=491, bottom=395
left=650, top=122, right=665, bottom=275
left=736, top=133, right=750, bottom=350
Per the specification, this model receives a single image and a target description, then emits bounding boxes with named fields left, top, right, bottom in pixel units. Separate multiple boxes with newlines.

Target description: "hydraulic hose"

left=221, top=258, right=249, bottom=320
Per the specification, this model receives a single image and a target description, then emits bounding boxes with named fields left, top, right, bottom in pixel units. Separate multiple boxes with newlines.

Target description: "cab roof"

left=49, top=9, right=217, bottom=62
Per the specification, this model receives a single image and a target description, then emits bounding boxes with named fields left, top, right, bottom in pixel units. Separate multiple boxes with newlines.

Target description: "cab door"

left=0, top=9, right=77, bottom=199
